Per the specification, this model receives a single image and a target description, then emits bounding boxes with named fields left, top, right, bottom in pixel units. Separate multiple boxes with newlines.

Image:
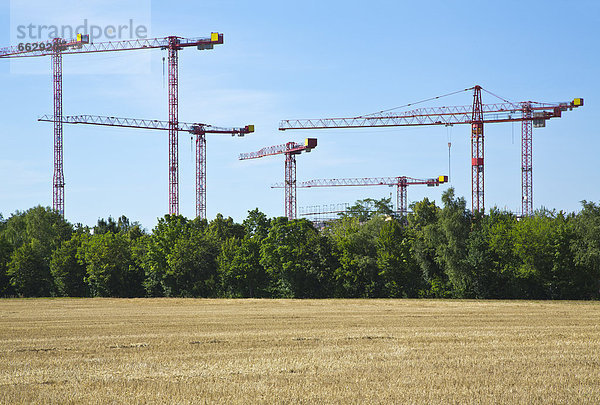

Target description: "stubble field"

left=0, top=298, right=599, bottom=404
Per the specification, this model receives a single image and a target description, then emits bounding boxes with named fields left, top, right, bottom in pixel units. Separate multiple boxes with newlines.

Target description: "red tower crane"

left=272, top=175, right=448, bottom=216
left=38, top=114, right=253, bottom=219
left=239, top=139, right=318, bottom=219
left=279, top=86, right=583, bottom=216
left=0, top=33, right=223, bottom=216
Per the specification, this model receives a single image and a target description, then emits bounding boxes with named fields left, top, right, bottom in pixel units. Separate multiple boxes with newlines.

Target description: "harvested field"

left=0, top=299, right=599, bottom=404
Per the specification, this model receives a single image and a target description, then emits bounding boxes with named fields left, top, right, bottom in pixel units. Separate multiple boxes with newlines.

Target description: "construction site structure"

left=299, top=203, right=350, bottom=219
left=0, top=33, right=224, bottom=216
left=240, top=139, right=317, bottom=220
left=38, top=114, right=253, bottom=220
left=298, top=203, right=350, bottom=228
left=273, top=175, right=448, bottom=216
left=279, top=86, right=583, bottom=216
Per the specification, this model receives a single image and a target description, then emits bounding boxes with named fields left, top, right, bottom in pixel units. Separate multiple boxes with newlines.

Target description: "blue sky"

left=0, top=0, right=598, bottom=229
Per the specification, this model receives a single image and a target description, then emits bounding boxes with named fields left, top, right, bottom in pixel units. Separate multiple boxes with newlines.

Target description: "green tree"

left=139, top=214, right=191, bottom=296
left=218, top=210, right=272, bottom=298
left=51, top=232, right=88, bottom=297
left=95, top=215, right=144, bottom=239
left=510, top=212, right=562, bottom=299
left=243, top=209, right=271, bottom=240
left=464, top=208, right=516, bottom=298
left=94, top=217, right=119, bottom=234
left=570, top=201, right=600, bottom=299
left=165, top=228, right=219, bottom=297
left=407, top=198, right=450, bottom=297
left=218, top=208, right=271, bottom=298
left=0, top=233, right=14, bottom=297
left=326, top=215, right=384, bottom=297
left=79, top=232, right=144, bottom=297
left=546, top=212, right=582, bottom=299
left=3, top=206, right=72, bottom=254
left=138, top=214, right=219, bottom=297
left=208, top=213, right=245, bottom=242
left=7, top=238, right=53, bottom=297
left=436, top=188, right=472, bottom=297
left=377, top=219, right=422, bottom=297
left=218, top=236, right=268, bottom=297
left=2, top=210, right=27, bottom=249
left=260, top=217, right=332, bottom=298
left=2, top=206, right=73, bottom=297
left=341, top=197, right=394, bottom=222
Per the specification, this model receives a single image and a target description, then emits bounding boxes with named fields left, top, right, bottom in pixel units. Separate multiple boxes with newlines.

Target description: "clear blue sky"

left=0, top=0, right=598, bottom=230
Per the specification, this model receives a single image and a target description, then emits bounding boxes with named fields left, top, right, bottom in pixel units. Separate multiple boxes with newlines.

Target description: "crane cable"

left=512, top=121, right=515, bottom=145
left=481, top=87, right=515, bottom=104
left=359, top=87, right=473, bottom=117
left=482, top=87, right=556, bottom=107
left=359, top=86, right=556, bottom=120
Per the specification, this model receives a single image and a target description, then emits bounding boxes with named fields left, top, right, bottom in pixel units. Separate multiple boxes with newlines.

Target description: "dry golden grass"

left=0, top=299, right=599, bottom=404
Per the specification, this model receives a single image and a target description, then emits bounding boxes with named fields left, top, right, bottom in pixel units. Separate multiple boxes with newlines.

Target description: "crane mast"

left=521, top=103, right=533, bottom=216
left=168, top=37, right=180, bottom=215
left=471, top=85, right=484, bottom=213
left=52, top=39, right=65, bottom=215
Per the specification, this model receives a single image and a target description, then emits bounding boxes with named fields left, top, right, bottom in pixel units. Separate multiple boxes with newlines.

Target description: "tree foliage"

left=3, top=206, right=72, bottom=297
left=78, top=232, right=144, bottom=297
left=326, top=216, right=384, bottom=297
left=51, top=233, right=88, bottom=297
left=8, top=238, right=53, bottom=297
left=377, top=219, right=422, bottom=297
left=260, top=218, right=332, bottom=298
left=1, top=196, right=599, bottom=300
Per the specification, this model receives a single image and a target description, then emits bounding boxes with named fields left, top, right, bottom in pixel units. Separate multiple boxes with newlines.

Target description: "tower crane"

left=279, top=86, right=583, bottom=216
left=272, top=175, right=448, bottom=216
left=239, top=139, right=317, bottom=219
left=38, top=114, right=253, bottom=220
left=0, top=32, right=223, bottom=216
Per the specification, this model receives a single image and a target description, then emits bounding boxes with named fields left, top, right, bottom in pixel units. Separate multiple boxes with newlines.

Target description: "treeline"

left=0, top=189, right=599, bottom=299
